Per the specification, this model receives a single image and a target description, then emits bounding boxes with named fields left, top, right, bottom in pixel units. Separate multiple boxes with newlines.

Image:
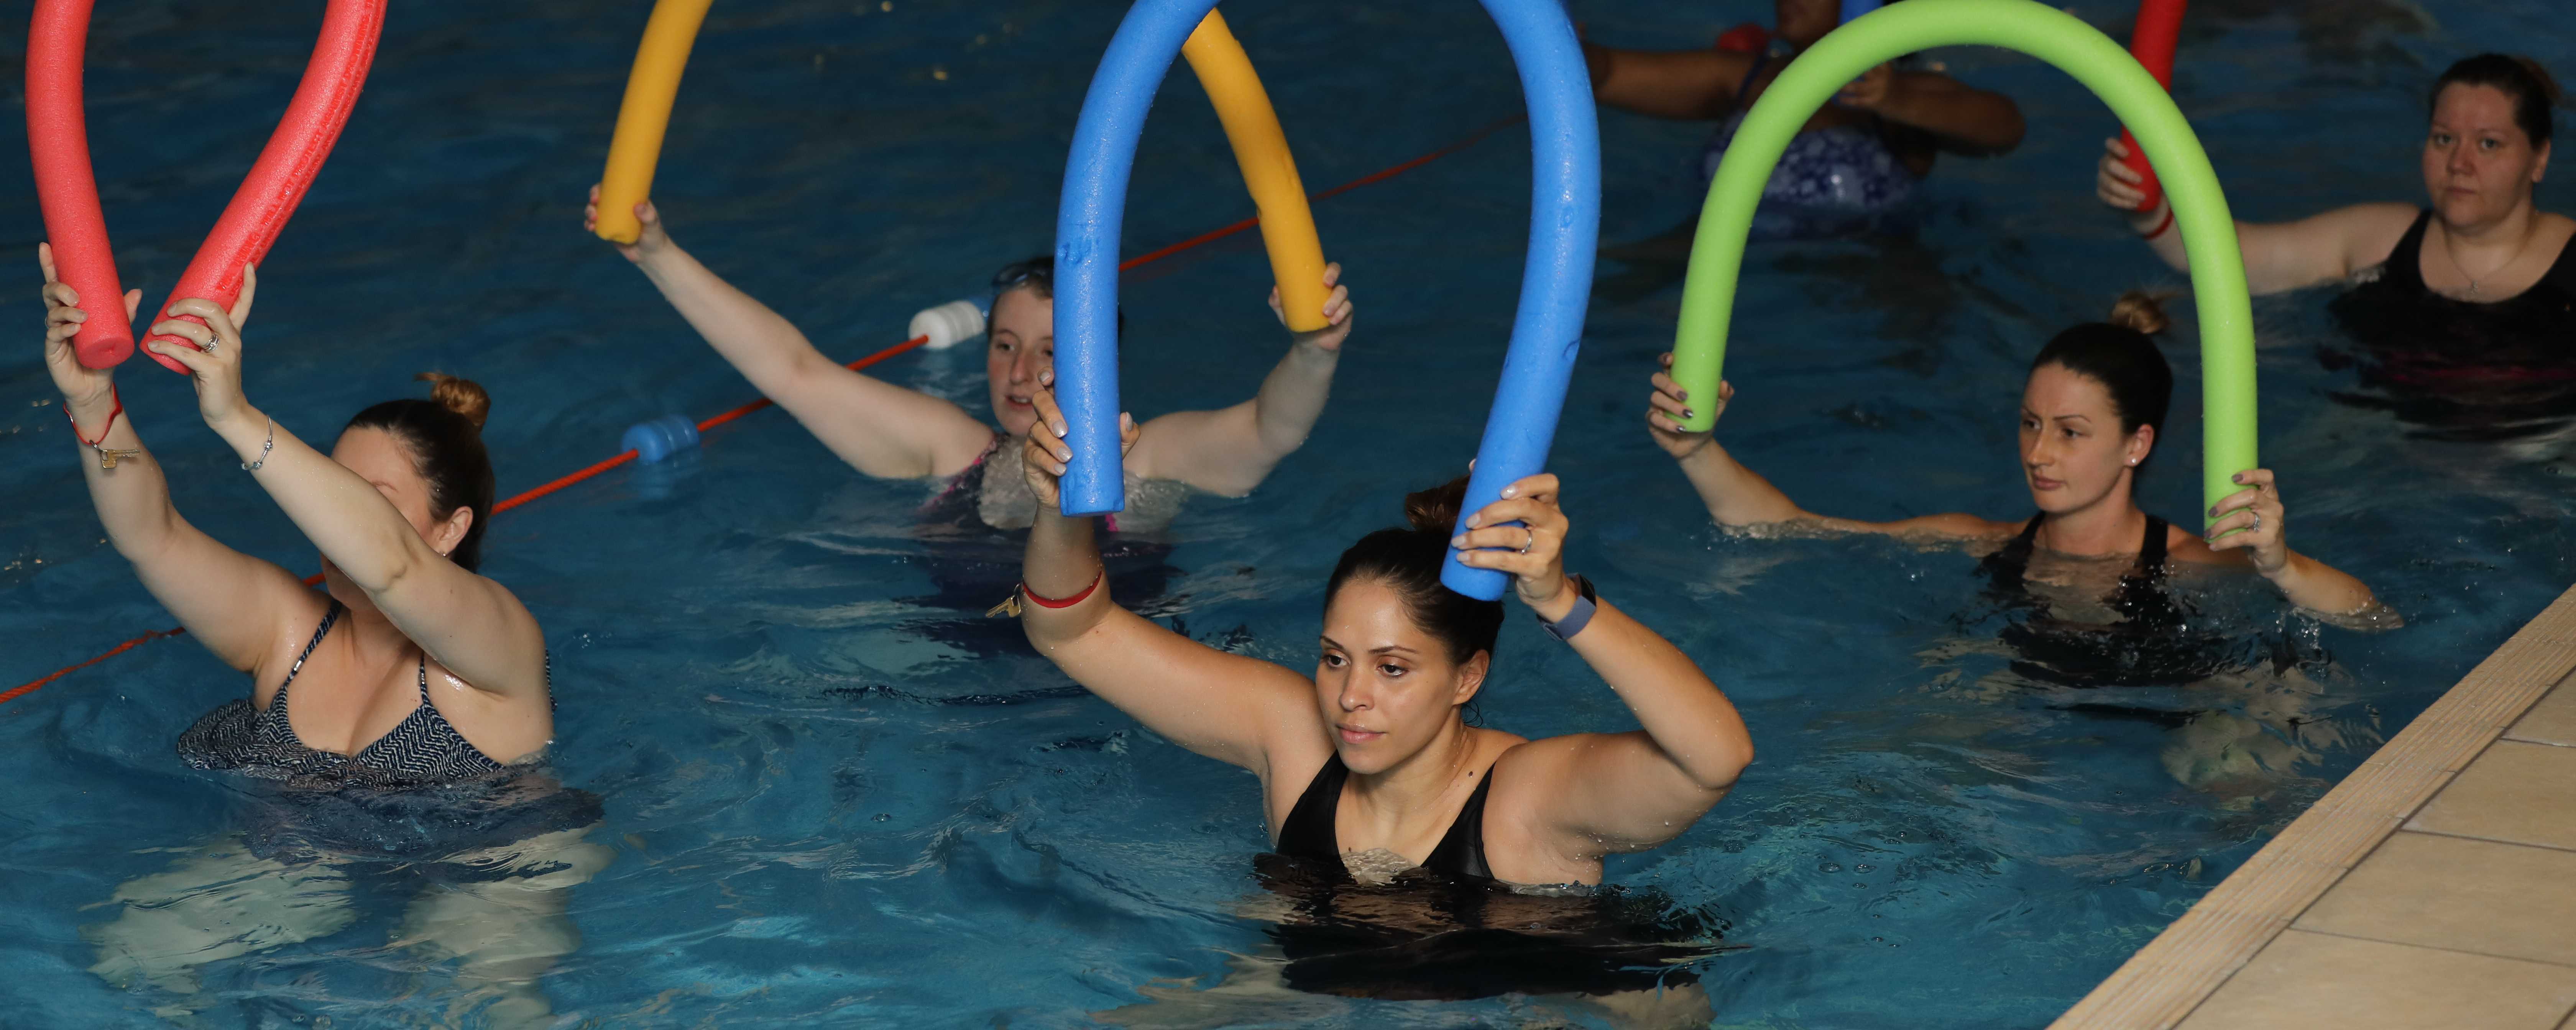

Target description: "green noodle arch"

left=1670, top=0, right=2255, bottom=525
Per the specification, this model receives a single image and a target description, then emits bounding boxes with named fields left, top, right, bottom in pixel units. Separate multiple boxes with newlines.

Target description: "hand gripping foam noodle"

left=1669, top=0, right=2257, bottom=531
left=2114, top=0, right=2188, bottom=212
left=593, top=0, right=716, bottom=246
left=26, top=0, right=386, bottom=372
left=1054, top=0, right=1597, bottom=600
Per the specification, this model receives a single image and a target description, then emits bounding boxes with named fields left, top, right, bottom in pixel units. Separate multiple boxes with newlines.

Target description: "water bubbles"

left=1820, top=861, right=1843, bottom=873
left=1855, top=863, right=1876, bottom=873
left=872, top=813, right=891, bottom=822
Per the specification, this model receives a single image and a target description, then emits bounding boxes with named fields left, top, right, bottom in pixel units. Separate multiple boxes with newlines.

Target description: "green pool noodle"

left=1670, top=0, right=2256, bottom=527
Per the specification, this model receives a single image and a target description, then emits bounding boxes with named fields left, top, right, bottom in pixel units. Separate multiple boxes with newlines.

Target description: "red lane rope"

left=7, top=117, right=1520, bottom=703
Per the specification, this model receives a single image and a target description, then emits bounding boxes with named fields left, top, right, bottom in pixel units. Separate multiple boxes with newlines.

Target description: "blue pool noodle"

left=1054, top=0, right=1599, bottom=601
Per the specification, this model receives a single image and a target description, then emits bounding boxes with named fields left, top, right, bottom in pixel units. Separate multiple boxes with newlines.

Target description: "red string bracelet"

left=2140, top=204, right=2176, bottom=241
left=1021, top=571, right=1103, bottom=609
left=62, top=386, right=123, bottom=446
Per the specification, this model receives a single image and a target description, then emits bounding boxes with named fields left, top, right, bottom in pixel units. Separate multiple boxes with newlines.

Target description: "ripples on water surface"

left=2, top=0, right=2571, bottom=1025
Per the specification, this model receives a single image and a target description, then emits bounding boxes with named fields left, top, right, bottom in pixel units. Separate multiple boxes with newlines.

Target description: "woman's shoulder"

left=2161, top=521, right=2253, bottom=569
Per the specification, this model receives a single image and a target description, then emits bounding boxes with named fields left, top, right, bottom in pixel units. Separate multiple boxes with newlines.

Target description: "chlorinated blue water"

left=4, top=0, right=2573, bottom=1026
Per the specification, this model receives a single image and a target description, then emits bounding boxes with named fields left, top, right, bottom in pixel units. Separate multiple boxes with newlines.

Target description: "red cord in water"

left=8, top=118, right=1519, bottom=703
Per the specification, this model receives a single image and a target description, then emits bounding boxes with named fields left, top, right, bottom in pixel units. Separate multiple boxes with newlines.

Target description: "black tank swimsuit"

left=1975, top=513, right=2245, bottom=690
left=2324, top=208, right=2576, bottom=439
left=1273, top=753, right=1494, bottom=879
left=1252, top=754, right=1723, bottom=1001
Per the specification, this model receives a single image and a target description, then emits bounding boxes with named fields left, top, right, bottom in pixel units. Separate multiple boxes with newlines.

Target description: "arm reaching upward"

left=40, top=248, right=320, bottom=678
left=585, top=188, right=993, bottom=478
left=1017, top=378, right=1322, bottom=779
left=1443, top=473, right=1757, bottom=856
left=1128, top=264, right=1352, bottom=496
left=142, top=297, right=545, bottom=700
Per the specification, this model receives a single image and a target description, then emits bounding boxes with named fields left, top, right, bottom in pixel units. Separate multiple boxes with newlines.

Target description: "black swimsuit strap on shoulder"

left=1274, top=753, right=1497, bottom=881
left=2380, top=208, right=2436, bottom=291
left=1984, top=513, right=2166, bottom=588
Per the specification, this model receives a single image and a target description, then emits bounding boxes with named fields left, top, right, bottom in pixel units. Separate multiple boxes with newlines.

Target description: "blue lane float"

left=1052, top=0, right=1600, bottom=600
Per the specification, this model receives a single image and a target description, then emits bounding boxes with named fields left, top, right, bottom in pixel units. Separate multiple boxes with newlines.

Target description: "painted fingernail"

left=1449, top=535, right=1467, bottom=548
left=1465, top=514, right=1482, bottom=528
left=1501, top=487, right=1519, bottom=499
left=1683, top=408, right=1695, bottom=420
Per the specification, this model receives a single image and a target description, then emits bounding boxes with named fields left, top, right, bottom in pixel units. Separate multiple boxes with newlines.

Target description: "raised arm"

left=143, top=298, right=545, bottom=699
left=1446, top=473, right=1756, bottom=854
left=585, top=189, right=991, bottom=479
left=1126, top=265, right=1351, bottom=496
left=1845, top=66, right=2025, bottom=156
left=1017, top=381, right=1319, bottom=776
left=39, top=248, right=318, bottom=676
left=2096, top=139, right=2418, bottom=294
left=2200, top=468, right=2395, bottom=625
left=1583, top=42, right=1756, bottom=121
left=1646, top=357, right=1999, bottom=538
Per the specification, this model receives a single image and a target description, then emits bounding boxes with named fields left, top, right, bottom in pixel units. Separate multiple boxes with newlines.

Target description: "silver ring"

left=2250, top=512, right=2262, bottom=532
left=200, top=336, right=221, bottom=353
left=1518, top=526, right=1535, bottom=554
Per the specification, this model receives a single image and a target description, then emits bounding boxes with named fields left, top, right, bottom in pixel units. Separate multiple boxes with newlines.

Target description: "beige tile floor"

left=2057, top=586, right=2576, bottom=1029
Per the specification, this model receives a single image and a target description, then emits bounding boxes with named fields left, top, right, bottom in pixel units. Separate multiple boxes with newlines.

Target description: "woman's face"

left=2423, top=83, right=2550, bottom=230
left=2019, top=364, right=2152, bottom=516
left=985, top=286, right=1053, bottom=438
left=320, top=427, right=468, bottom=608
left=1315, top=577, right=1487, bottom=776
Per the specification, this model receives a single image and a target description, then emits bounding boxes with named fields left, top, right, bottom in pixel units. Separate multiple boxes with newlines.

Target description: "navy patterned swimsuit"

left=1700, top=42, right=1923, bottom=240
left=177, top=602, right=600, bottom=865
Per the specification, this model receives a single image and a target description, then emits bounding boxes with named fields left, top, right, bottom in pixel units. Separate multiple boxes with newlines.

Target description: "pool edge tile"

left=2052, top=583, right=2576, bottom=1030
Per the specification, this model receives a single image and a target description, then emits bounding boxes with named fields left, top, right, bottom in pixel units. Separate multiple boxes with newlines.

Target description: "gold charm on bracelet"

left=97, top=446, right=143, bottom=470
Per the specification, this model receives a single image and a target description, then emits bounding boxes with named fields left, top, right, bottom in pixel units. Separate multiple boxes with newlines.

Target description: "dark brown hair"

left=2033, top=292, right=2174, bottom=462
left=1323, top=477, right=1506, bottom=668
left=2432, top=54, right=2561, bottom=146
left=345, top=373, right=496, bottom=570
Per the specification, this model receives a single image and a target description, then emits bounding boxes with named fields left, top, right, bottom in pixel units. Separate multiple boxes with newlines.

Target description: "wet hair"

left=2431, top=54, right=2561, bottom=147
left=1324, top=478, right=1506, bottom=671
left=2031, top=292, right=2173, bottom=462
left=990, top=255, right=1124, bottom=335
left=344, top=373, right=496, bottom=571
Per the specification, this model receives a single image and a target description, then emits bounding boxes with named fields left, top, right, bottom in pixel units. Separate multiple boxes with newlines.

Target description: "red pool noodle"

left=26, top=0, right=130, bottom=369
left=2116, top=0, right=2187, bottom=212
left=136, top=0, right=386, bottom=372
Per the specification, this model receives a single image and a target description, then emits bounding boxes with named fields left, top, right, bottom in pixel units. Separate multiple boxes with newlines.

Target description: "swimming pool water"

left=4, top=0, right=2574, bottom=1026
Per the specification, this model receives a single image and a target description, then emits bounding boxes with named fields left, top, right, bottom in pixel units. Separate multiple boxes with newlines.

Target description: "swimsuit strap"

left=1420, top=766, right=1496, bottom=881
left=1276, top=753, right=1350, bottom=861
left=2384, top=208, right=2436, bottom=291
left=1273, top=751, right=1499, bottom=880
left=274, top=601, right=345, bottom=703
left=2135, top=514, right=2170, bottom=574
left=2538, top=222, right=2576, bottom=296
left=1978, top=513, right=2045, bottom=591
left=416, top=653, right=431, bottom=702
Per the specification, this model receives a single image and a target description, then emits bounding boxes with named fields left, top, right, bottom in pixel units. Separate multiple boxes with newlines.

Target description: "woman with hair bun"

left=41, top=248, right=604, bottom=1024
left=1646, top=293, right=2384, bottom=624
left=1004, top=376, right=1753, bottom=1009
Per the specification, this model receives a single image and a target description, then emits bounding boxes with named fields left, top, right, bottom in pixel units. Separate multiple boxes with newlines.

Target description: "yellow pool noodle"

left=1181, top=11, right=1329, bottom=333
left=596, top=0, right=715, bottom=244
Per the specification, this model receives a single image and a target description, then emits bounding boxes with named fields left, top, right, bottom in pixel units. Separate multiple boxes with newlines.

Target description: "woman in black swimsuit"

left=1646, top=292, right=2387, bottom=636
left=1007, top=378, right=1753, bottom=1012
left=39, top=250, right=603, bottom=1024
left=2100, top=56, right=2574, bottom=441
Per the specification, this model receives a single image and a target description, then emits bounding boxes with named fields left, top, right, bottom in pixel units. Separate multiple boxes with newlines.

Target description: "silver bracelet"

left=242, top=417, right=274, bottom=471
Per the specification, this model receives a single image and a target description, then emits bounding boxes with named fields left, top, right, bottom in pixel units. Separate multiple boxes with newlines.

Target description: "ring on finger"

left=1518, top=526, right=1534, bottom=554
left=2250, top=512, right=2262, bottom=532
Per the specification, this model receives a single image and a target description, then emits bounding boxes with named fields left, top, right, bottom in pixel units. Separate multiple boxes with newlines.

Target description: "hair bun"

left=2108, top=290, right=2171, bottom=337
left=2513, top=55, right=2565, bottom=106
left=416, top=372, right=490, bottom=431
left=1403, top=476, right=1472, bottom=533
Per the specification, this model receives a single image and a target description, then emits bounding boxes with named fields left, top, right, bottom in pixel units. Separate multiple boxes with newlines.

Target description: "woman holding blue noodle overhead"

left=1008, top=376, right=1750, bottom=1010
left=1644, top=292, right=2388, bottom=643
